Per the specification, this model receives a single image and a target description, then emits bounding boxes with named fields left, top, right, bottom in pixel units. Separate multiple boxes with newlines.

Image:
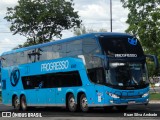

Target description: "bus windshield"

left=105, top=62, right=148, bottom=89
left=99, top=36, right=144, bottom=57
left=98, top=35, right=148, bottom=89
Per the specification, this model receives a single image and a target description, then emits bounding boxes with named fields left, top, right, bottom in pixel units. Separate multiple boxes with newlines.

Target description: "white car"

left=155, top=82, right=160, bottom=87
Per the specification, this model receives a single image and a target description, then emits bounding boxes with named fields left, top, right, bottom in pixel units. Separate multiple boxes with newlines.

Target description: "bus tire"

left=116, top=105, right=128, bottom=111
left=13, top=96, right=20, bottom=110
left=67, top=94, right=77, bottom=112
left=80, top=94, right=89, bottom=112
left=20, top=95, right=27, bottom=111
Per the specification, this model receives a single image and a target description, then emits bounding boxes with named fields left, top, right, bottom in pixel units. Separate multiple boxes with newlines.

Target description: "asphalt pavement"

left=0, top=103, right=160, bottom=118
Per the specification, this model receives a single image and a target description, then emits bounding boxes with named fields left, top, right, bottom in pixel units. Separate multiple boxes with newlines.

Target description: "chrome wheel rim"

left=69, top=97, right=76, bottom=109
left=81, top=97, right=88, bottom=109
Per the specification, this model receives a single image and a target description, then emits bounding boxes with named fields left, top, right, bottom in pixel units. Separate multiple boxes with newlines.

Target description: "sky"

left=0, top=0, right=129, bottom=55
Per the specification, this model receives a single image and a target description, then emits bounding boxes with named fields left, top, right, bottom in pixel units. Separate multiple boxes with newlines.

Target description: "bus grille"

left=120, top=95, right=142, bottom=99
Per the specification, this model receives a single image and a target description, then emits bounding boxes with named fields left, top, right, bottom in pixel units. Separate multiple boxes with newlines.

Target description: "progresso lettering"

left=115, top=54, right=137, bottom=57
left=41, top=60, right=69, bottom=72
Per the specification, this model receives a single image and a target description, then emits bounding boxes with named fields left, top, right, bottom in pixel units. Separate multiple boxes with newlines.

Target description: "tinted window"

left=27, top=49, right=37, bottom=63
left=66, top=40, right=82, bottom=57
left=17, top=51, right=28, bottom=65
left=82, top=38, right=102, bottom=69
left=39, top=46, right=53, bottom=61
left=82, top=38, right=101, bottom=54
left=99, top=36, right=144, bottom=57
left=22, top=71, right=82, bottom=89
left=2, top=51, right=29, bottom=67
left=1, top=55, right=8, bottom=67
left=1, top=54, right=17, bottom=67
left=1, top=38, right=102, bottom=67
left=53, top=44, right=66, bottom=58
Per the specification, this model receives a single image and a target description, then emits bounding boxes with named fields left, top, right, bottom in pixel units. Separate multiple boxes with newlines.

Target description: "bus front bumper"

left=107, top=97, right=149, bottom=106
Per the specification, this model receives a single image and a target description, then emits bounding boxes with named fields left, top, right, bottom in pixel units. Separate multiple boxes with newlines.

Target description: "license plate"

left=128, top=101, right=135, bottom=104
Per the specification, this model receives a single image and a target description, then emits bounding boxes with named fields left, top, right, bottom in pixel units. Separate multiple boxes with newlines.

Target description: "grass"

left=150, top=93, right=160, bottom=100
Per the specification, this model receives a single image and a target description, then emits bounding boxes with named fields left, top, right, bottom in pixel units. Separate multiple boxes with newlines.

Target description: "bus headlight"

left=142, top=92, right=149, bottom=98
left=107, top=92, right=120, bottom=99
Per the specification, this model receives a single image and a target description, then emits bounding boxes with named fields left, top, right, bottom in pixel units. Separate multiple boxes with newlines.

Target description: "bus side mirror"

left=146, top=55, right=159, bottom=70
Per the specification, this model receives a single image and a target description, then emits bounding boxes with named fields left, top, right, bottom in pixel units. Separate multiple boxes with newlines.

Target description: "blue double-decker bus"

left=0, top=32, right=158, bottom=112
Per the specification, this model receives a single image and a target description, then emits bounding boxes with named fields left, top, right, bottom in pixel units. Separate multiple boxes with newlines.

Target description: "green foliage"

left=150, top=93, right=160, bottom=100
left=4, top=0, right=82, bottom=47
left=121, top=0, right=160, bottom=76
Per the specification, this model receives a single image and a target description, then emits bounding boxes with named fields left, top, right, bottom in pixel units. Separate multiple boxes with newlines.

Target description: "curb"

left=149, top=100, right=160, bottom=104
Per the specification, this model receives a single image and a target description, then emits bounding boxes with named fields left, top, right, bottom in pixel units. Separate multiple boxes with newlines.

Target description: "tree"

left=74, top=25, right=107, bottom=36
left=73, top=25, right=87, bottom=36
left=121, top=0, right=160, bottom=77
left=4, top=0, right=82, bottom=47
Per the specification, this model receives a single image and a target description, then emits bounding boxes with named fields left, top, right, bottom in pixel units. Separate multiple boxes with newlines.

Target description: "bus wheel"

left=116, top=105, right=128, bottom=111
left=13, top=96, right=20, bottom=110
left=80, top=94, right=89, bottom=112
left=67, top=94, right=77, bottom=112
left=20, top=95, right=27, bottom=111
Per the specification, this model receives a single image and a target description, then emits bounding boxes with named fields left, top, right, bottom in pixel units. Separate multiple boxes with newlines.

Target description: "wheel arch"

left=20, top=94, right=25, bottom=99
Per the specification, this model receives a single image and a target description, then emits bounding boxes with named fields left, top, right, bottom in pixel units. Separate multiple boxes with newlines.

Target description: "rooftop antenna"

left=110, top=0, right=112, bottom=32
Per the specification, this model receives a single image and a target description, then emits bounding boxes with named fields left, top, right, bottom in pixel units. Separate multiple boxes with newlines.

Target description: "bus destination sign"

left=115, top=54, right=137, bottom=58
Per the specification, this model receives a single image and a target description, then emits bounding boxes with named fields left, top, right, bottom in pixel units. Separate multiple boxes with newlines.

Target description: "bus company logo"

left=10, top=67, right=20, bottom=87
left=128, top=38, right=137, bottom=45
left=41, top=60, right=69, bottom=72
